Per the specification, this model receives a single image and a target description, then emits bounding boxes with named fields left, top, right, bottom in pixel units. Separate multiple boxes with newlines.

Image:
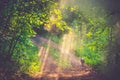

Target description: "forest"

left=0, top=0, right=120, bottom=80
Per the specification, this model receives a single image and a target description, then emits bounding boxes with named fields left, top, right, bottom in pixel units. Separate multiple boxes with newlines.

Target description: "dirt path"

left=30, top=35, right=107, bottom=80
left=31, top=68, right=106, bottom=80
left=31, top=35, right=59, bottom=49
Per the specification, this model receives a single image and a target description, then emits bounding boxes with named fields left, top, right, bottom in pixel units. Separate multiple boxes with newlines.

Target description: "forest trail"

left=31, top=35, right=59, bottom=49
left=30, top=35, right=107, bottom=80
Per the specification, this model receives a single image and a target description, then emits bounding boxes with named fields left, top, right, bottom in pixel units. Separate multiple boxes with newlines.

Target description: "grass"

left=18, top=43, right=40, bottom=74
left=75, top=45, right=104, bottom=66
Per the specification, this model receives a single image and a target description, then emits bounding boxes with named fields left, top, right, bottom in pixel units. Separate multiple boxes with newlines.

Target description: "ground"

left=0, top=65, right=107, bottom=80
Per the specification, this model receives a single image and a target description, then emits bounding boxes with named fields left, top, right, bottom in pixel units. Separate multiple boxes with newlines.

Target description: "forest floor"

left=32, top=69, right=106, bottom=80
left=31, top=57, right=107, bottom=80
left=0, top=63, right=107, bottom=80
left=30, top=35, right=107, bottom=80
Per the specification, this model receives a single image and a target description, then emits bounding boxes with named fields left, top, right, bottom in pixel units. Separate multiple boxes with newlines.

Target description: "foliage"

left=0, top=0, right=61, bottom=74
left=61, top=3, right=109, bottom=66
left=13, top=42, right=39, bottom=74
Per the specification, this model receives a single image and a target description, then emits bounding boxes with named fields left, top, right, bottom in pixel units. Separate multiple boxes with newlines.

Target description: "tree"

left=0, top=0, right=59, bottom=61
